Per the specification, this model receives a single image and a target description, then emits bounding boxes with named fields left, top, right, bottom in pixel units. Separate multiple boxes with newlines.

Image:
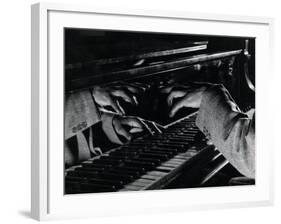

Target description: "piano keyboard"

left=65, top=113, right=215, bottom=194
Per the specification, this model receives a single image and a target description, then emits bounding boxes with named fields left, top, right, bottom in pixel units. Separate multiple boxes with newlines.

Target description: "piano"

left=64, top=29, right=255, bottom=194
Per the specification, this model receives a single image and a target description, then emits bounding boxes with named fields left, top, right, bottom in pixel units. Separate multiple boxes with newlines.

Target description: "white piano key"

left=160, top=162, right=179, bottom=168
left=165, top=160, right=184, bottom=165
left=146, top=171, right=168, bottom=177
left=156, top=166, right=175, bottom=171
left=141, top=174, right=160, bottom=180
left=120, top=185, right=143, bottom=191
left=169, top=158, right=186, bottom=163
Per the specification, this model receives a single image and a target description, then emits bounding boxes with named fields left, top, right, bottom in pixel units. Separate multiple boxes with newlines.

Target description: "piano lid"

left=65, top=29, right=209, bottom=66
left=65, top=41, right=208, bottom=69
left=64, top=29, right=244, bottom=92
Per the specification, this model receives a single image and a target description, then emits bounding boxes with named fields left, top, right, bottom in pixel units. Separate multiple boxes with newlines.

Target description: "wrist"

left=101, top=112, right=123, bottom=145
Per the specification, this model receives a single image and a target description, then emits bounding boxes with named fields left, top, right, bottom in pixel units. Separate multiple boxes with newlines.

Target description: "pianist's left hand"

left=101, top=112, right=154, bottom=145
left=91, top=82, right=149, bottom=115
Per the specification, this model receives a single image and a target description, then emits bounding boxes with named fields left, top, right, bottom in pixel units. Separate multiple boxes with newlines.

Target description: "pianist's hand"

left=161, top=83, right=212, bottom=117
left=101, top=112, right=154, bottom=145
left=92, top=82, right=148, bottom=115
left=112, top=115, right=154, bottom=143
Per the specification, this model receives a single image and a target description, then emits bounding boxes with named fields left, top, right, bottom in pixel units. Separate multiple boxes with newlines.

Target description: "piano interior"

left=64, top=28, right=255, bottom=194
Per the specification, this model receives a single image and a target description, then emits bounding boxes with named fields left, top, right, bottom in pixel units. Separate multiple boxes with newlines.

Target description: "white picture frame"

left=31, top=2, right=275, bottom=221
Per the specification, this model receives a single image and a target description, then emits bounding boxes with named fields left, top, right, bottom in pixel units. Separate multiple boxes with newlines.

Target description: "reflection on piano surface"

left=64, top=29, right=255, bottom=194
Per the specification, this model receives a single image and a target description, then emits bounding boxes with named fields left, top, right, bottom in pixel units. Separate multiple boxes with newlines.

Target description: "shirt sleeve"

left=100, top=112, right=124, bottom=145
left=65, top=90, right=101, bottom=140
left=196, top=84, right=255, bottom=178
left=64, top=90, right=101, bottom=166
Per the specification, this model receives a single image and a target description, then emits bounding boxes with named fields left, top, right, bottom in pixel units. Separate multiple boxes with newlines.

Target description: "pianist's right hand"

left=160, top=82, right=213, bottom=117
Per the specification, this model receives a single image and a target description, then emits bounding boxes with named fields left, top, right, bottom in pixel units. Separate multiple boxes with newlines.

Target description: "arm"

left=65, top=90, right=101, bottom=139
left=64, top=89, right=153, bottom=166
left=65, top=90, right=101, bottom=166
left=196, top=85, right=255, bottom=178
left=164, top=83, right=255, bottom=178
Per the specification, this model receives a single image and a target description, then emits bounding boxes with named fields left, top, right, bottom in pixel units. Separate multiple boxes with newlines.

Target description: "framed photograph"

left=31, top=2, right=274, bottom=221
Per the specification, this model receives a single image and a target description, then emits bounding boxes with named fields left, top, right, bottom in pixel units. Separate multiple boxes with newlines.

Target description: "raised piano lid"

left=66, top=49, right=243, bottom=92
left=65, top=29, right=208, bottom=66
left=65, top=41, right=208, bottom=69
left=64, top=29, right=213, bottom=91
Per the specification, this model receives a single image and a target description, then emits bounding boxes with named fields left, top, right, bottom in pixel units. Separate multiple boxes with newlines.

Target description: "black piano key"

left=133, top=156, right=162, bottom=165
left=109, top=150, right=138, bottom=157
left=121, top=165, right=147, bottom=174
left=75, top=167, right=112, bottom=175
left=119, top=149, right=170, bottom=161
left=167, top=137, right=195, bottom=143
left=138, top=152, right=169, bottom=160
left=167, top=135, right=194, bottom=140
left=112, top=153, right=162, bottom=164
left=87, top=178, right=124, bottom=187
left=98, top=173, right=133, bottom=183
left=110, top=149, right=166, bottom=164
left=177, top=132, right=197, bottom=136
left=107, top=152, right=139, bottom=160
left=98, top=173, right=134, bottom=183
left=67, top=170, right=95, bottom=178
left=147, top=148, right=176, bottom=156
left=166, top=132, right=195, bottom=137
left=107, top=155, right=135, bottom=161
left=153, top=143, right=183, bottom=150
left=99, top=156, right=123, bottom=162
left=77, top=166, right=106, bottom=172
left=83, top=162, right=114, bottom=168
left=140, top=150, right=174, bottom=159
left=65, top=176, right=86, bottom=182
left=66, top=180, right=119, bottom=192
left=166, top=139, right=190, bottom=145
left=115, top=148, right=145, bottom=154
left=121, top=145, right=147, bottom=151
left=67, top=170, right=133, bottom=182
left=124, top=160, right=155, bottom=169
left=146, top=136, right=169, bottom=141
left=66, top=175, right=124, bottom=187
left=91, top=158, right=122, bottom=165
left=107, top=169, right=140, bottom=179
left=79, top=183, right=117, bottom=192
left=122, top=143, right=185, bottom=154
left=114, top=166, right=146, bottom=174
left=181, top=129, right=198, bottom=134
left=123, top=141, right=148, bottom=146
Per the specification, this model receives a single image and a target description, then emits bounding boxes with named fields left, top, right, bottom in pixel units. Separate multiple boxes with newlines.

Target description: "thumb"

left=169, top=98, right=186, bottom=117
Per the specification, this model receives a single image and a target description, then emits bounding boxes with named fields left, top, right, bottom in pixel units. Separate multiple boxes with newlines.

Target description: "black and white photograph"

left=64, top=28, right=255, bottom=194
